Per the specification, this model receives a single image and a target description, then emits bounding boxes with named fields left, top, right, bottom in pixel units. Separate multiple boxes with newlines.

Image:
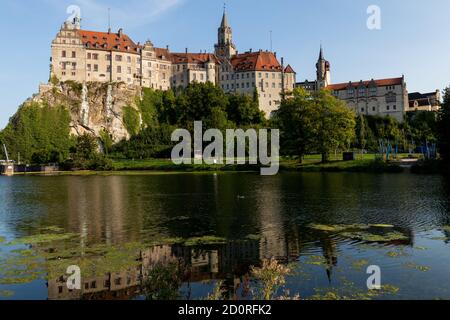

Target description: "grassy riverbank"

left=111, top=155, right=406, bottom=174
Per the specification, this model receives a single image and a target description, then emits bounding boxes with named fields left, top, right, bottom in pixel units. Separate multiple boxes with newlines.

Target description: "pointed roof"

left=221, top=9, right=229, bottom=28
left=284, top=64, right=295, bottom=74
left=319, top=45, right=324, bottom=60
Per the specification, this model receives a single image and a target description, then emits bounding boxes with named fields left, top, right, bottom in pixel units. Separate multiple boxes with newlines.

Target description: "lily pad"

left=351, top=259, right=369, bottom=270
left=0, top=290, right=15, bottom=298
left=340, top=231, right=408, bottom=243
left=0, top=236, right=6, bottom=244
left=308, top=224, right=369, bottom=232
left=10, top=233, right=78, bottom=245
left=403, top=262, right=430, bottom=272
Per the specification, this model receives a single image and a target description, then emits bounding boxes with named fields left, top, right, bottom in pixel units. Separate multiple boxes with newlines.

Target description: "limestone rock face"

left=34, top=82, right=142, bottom=142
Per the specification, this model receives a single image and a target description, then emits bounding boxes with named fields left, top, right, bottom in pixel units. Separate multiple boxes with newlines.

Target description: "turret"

left=316, top=46, right=331, bottom=89
left=214, top=8, right=237, bottom=59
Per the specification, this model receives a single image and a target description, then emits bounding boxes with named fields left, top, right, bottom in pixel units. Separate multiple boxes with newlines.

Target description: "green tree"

left=0, top=102, right=73, bottom=163
left=175, top=82, right=228, bottom=130
left=311, top=89, right=356, bottom=162
left=438, top=88, right=450, bottom=162
left=272, top=88, right=316, bottom=162
left=226, top=93, right=264, bottom=126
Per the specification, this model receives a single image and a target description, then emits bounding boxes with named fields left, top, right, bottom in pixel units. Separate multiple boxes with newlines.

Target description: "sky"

left=0, top=0, right=449, bottom=128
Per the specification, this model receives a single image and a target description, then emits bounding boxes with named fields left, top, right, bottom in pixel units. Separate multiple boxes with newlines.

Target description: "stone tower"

left=214, top=9, right=237, bottom=60
left=316, top=46, right=331, bottom=89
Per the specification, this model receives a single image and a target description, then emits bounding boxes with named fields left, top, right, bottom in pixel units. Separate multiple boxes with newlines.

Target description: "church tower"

left=316, top=46, right=331, bottom=89
left=214, top=8, right=237, bottom=60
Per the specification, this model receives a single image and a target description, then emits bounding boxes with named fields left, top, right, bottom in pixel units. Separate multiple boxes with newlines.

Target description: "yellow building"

left=50, top=11, right=295, bottom=118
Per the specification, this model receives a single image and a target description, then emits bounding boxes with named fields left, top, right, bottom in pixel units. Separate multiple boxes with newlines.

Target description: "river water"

left=0, top=172, right=450, bottom=300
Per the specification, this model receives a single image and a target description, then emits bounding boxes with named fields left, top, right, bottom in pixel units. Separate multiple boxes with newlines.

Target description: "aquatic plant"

left=351, top=259, right=369, bottom=271
left=143, top=261, right=186, bottom=300
left=403, top=262, right=430, bottom=272
left=206, top=281, right=225, bottom=301
left=250, top=258, right=293, bottom=300
left=0, top=290, right=14, bottom=297
left=340, top=231, right=408, bottom=243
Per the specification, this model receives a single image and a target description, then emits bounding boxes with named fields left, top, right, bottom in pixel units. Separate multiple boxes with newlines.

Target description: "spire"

left=319, top=45, right=324, bottom=61
left=221, top=4, right=229, bottom=28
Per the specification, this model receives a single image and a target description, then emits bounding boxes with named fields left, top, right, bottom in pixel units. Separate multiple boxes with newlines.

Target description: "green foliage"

left=143, top=262, right=185, bottom=300
left=138, top=88, right=161, bottom=127
left=112, top=124, right=176, bottom=159
left=226, top=93, right=265, bottom=126
left=65, top=134, right=113, bottom=171
left=99, top=129, right=113, bottom=155
left=122, top=106, right=141, bottom=136
left=50, top=75, right=59, bottom=86
left=273, top=88, right=356, bottom=162
left=0, top=102, right=73, bottom=164
left=438, top=88, right=450, bottom=162
left=176, top=82, right=228, bottom=131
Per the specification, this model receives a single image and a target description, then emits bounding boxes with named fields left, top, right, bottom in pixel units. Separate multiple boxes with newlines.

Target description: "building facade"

left=408, top=91, right=441, bottom=112
left=297, top=48, right=409, bottom=122
left=50, top=11, right=295, bottom=118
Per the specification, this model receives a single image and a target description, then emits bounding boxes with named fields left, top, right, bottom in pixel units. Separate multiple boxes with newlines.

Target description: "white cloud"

left=50, top=0, right=185, bottom=31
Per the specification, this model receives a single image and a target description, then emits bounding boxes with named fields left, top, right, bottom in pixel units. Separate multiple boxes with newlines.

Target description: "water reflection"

left=1, top=173, right=450, bottom=300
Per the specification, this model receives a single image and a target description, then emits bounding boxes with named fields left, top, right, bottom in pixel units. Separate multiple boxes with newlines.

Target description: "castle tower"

left=214, top=8, right=237, bottom=60
left=316, top=46, right=331, bottom=89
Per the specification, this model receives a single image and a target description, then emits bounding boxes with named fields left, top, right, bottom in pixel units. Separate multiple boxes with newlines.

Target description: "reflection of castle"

left=47, top=240, right=261, bottom=300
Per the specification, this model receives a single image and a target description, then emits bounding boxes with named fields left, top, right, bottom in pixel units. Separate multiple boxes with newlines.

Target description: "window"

left=127, top=67, right=131, bottom=74
left=107, top=66, right=111, bottom=73
left=62, top=51, right=66, bottom=58
left=116, top=55, right=123, bottom=62
left=94, top=65, right=98, bottom=72
left=117, top=66, right=122, bottom=73
left=72, top=51, right=76, bottom=58
left=387, top=106, right=390, bottom=111
left=87, top=64, right=91, bottom=71
left=106, top=54, right=111, bottom=61
left=127, top=56, right=132, bottom=63
left=93, top=53, right=99, bottom=60
left=87, top=53, right=91, bottom=59
left=72, top=62, right=76, bottom=70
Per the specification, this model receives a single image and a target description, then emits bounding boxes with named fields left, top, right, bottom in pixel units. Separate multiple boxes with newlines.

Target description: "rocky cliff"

left=32, top=81, right=142, bottom=142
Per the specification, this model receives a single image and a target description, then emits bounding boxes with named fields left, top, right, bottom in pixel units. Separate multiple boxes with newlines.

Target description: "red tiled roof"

left=170, top=53, right=218, bottom=65
left=284, top=64, right=295, bottom=73
left=326, top=77, right=403, bottom=91
left=231, top=51, right=282, bottom=72
left=154, top=48, right=171, bottom=60
left=77, top=29, right=140, bottom=53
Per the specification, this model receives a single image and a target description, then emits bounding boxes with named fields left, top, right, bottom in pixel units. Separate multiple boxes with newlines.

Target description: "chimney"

left=274, top=52, right=277, bottom=57
left=250, top=48, right=252, bottom=53
left=185, top=48, right=188, bottom=54
left=166, top=45, right=169, bottom=51
left=118, top=28, right=123, bottom=37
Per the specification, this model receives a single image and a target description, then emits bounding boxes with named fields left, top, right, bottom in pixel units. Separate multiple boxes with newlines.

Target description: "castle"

left=297, top=47, right=440, bottom=122
left=50, top=11, right=296, bottom=117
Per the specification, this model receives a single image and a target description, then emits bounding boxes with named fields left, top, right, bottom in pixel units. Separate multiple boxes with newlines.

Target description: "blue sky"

left=0, top=0, right=449, bottom=128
